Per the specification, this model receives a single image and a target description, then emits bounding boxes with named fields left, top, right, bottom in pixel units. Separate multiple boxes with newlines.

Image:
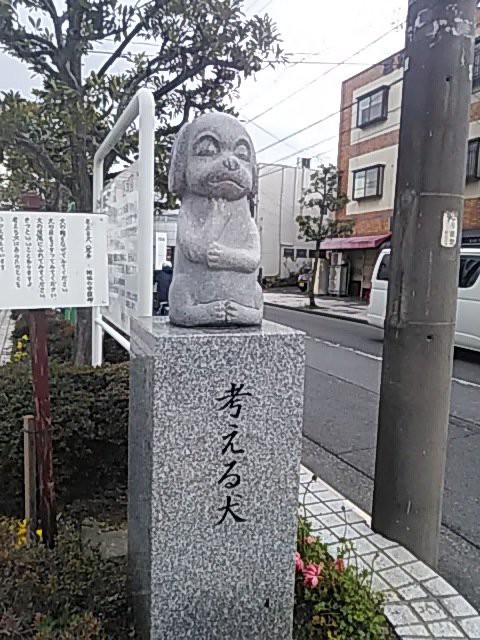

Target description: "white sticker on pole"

left=0, top=211, right=108, bottom=310
left=155, top=232, right=168, bottom=269
left=441, top=211, right=459, bottom=248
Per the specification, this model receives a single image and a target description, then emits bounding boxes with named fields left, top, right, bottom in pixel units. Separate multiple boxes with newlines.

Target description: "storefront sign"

left=0, top=212, right=108, bottom=310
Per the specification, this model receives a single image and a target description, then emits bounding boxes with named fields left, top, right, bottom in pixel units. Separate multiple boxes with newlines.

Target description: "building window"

left=296, top=249, right=307, bottom=259
left=352, top=165, right=385, bottom=200
left=377, top=253, right=390, bottom=281
left=466, top=139, right=480, bottom=182
left=473, top=39, right=480, bottom=89
left=356, top=87, right=389, bottom=128
left=283, top=247, right=294, bottom=258
left=308, top=249, right=317, bottom=259
left=459, top=255, right=480, bottom=288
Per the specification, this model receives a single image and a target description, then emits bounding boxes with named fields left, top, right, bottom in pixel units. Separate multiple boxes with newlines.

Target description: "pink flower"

left=304, top=562, right=323, bottom=588
left=304, top=536, right=317, bottom=545
left=334, top=558, right=346, bottom=573
left=295, top=551, right=304, bottom=573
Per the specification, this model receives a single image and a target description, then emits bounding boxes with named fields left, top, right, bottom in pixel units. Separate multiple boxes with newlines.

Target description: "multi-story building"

left=333, top=36, right=480, bottom=300
left=255, top=162, right=322, bottom=282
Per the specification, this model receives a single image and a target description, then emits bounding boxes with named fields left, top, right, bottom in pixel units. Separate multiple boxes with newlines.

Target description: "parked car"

left=368, top=248, right=480, bottom=352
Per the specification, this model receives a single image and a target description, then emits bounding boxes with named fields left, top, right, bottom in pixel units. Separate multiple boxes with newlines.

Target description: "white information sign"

left=441, top=210, right=459, bottom=248
left=155, top=232, right=168, bottom=269
left=100, top=164, right=141, bottom=335
left=0, top=211, right=108, bottom=310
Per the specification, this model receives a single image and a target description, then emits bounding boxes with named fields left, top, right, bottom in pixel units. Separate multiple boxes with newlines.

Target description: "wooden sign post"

left=29, top=310, right=57, bottom=547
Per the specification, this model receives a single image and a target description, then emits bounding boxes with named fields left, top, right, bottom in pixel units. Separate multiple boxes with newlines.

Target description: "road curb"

left=264, top=302, right=369, bottom=326
left=300, top=465, right=480, bottom=640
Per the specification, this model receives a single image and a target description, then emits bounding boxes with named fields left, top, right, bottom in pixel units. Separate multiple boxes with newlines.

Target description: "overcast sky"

left=0, top=0, right=407, bottom=168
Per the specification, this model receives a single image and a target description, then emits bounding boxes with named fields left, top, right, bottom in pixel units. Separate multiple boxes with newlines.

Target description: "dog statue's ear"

left=168, top=122, right=191, bottom=196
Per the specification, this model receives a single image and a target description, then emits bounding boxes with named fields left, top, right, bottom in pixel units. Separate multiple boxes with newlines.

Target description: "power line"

left=245, top=0, right=262, bottom=11
left=89, top=49, right=375, bottom=68
left=255, top=75, right=404, bottom=155
left=258, top=103, right=403, bottom=178
left=264, top=60, right=375, bottom=67
left=236, top=20, right=385, bottom=113
left=245, top=21, right=405, bottom=124
left=255, top=0, right=274, bottom=12
left=263, top=60, right=376, bottom=66
left=248, top=121, right=299, bottom=151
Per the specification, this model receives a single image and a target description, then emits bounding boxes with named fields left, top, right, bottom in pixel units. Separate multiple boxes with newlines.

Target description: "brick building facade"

left=330, top=34, right=480, bottom=300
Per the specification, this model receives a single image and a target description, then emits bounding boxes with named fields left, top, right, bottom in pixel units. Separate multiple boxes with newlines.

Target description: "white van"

left=368, top=248, right=480, bottom=352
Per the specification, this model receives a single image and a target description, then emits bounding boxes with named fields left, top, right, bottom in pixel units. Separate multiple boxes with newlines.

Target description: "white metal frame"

left=91, top=88, right=155, bottom=366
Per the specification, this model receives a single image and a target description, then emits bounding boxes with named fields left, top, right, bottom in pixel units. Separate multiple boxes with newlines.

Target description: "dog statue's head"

left=168, top=112, right=257, bottom=202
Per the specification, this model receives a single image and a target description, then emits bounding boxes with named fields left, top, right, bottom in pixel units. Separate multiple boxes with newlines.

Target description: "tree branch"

left=156, top=96, right=192, bottom=137
left=153, top=58, right=245, bottom=101
left=38, top=0, right=64, bottom=47
left=97, top=0, right=168, bottom=79
left=5, top=28, right=57, bottom=53
left=1, top=135, right=70, bottom=188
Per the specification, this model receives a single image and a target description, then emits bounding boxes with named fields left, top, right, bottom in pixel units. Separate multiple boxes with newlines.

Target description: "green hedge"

left=0, top=361, right=129, bottom=517
left=11, top=312, right=129, bottom=365
left=0, top=517, right=132, bottom=638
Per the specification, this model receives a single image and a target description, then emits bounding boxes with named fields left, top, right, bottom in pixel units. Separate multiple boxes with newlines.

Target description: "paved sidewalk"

left=85, top=464, right=479, bottom=639
left=301, top=467, right=480, bottom=640
left=264, top=292, right=368, bottom=324
left=0, top=310, right=14, bottom=365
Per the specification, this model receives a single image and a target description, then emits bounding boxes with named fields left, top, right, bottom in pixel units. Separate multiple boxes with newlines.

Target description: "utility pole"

left=372, top=0, right=476, bottom=568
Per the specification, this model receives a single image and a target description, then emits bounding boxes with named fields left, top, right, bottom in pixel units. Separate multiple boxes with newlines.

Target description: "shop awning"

left=320, top=233, right=391, bottom=251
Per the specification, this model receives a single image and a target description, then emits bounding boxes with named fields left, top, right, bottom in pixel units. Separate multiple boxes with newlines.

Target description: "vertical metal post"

left=29, top=310, right=56, bottom=547
left=92, top=155, right=104, bottom=367
left=137, top=89, right=155, bottom=319
left=372, top=0, right=476, bottom=567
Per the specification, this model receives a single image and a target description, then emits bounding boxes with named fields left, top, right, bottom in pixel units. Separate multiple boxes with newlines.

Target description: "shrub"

left=0, top=517, right=132, bottom=638
left=10, top=312, right=129, bottom=365
left=0, top=361, right=129, bottom=517
left=11, top=312, right=75, bottom=364
left=294, top=512, right=393, bottom=639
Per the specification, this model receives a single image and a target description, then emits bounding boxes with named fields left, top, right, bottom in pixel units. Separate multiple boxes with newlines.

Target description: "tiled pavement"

left=264, top=292, right=368, bottom=323
left=0, top=309, right=14, bottom=365
left=300, top=467, right=480, bottom=639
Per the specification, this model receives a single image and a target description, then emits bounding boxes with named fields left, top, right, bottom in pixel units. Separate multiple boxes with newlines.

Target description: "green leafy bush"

left=0, top=517, right=132, bottom=639
left=10, top=312, right=129, bottom=365
left=0, top=361, right=129, bottom=517
left=293, top=511, right=393, bottom=639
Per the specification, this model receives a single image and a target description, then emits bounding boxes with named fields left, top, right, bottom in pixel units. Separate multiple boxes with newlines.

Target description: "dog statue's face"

left=169, top=113, right=257, bottom=202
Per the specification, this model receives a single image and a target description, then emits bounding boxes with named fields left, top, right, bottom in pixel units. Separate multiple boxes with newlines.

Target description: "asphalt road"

left=264, top=304, right=480, bottom=609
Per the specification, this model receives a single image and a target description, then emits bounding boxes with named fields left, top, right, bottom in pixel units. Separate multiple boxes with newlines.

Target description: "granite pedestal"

left=128, top=317, right=305, bottom=640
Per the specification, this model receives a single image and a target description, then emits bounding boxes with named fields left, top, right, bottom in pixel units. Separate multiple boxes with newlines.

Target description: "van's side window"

left=459, top=255, right=480, bottom=288
left=377, top=254, right=390, bottom=281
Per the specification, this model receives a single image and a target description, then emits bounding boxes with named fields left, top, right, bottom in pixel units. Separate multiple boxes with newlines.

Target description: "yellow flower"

left=21, top=334, right=29, bottom=341
left=16, top=340, right=23, bottom=350
left=36, top=529, right=43, bottom=542
left=15, top=520, right=30, bottom=548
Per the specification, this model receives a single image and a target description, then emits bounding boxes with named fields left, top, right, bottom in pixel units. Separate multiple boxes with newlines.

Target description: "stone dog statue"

left=167, top=112, right=263, bottom=327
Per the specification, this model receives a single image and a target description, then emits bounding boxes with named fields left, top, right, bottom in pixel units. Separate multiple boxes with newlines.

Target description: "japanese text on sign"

left=100, top=164, right=140, bottom=336
left=215, top=383, right=251, bottom=526
left=0, top=212, right=108, bottom=311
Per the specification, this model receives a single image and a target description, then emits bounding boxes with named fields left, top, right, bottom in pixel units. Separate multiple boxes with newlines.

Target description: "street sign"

left=155, top=232, right=168, bottom=269
left=0, top=211, right=108, bottom=310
